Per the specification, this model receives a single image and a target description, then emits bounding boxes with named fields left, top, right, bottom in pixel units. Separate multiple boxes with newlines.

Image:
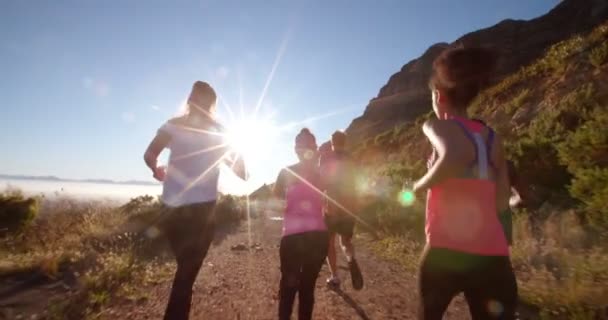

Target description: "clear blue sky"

left=0, top=0, right=557, bottom=189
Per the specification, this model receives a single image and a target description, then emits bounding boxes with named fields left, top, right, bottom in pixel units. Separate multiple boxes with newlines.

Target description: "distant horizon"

left=0, top=173, right=270, bottom=196
left=0, top=173, right=159, bottom=185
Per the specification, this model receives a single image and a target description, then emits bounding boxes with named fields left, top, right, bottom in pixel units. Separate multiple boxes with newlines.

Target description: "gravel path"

left=109, top=207, right=470, bottom=320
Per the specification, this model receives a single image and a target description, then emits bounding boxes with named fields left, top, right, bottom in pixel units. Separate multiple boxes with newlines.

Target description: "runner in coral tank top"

left=425, top=116, right=508, bottom=255
left=413, top=47, right=517, bottom=320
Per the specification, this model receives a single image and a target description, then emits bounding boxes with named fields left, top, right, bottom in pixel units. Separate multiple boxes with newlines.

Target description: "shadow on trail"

left=330, top=287, right=371, bottom=320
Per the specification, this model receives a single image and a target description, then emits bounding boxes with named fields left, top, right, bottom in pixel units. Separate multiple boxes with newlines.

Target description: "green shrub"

left=539, top=35, right=585, bottom=74
left=589, top=41, right=608, bottom=68
left=484, top=68, right=528, bottom=99
left=215, top=194, right=245, bottom=226
left=360, top=198, right=425, bottom=239
left=121, top=194, right=245, bottom=229
left=359, top=199, right=389, bottom=231
left=507, top=84, right=600, bottom=200
left=568, top=167, right=608, bottom=226
left=121, top=195, right=163, bottom=227
left=391, top=123, right=408, bottom=144
left=83, top=252, right=136, bottom=307
left=510, top=138, right=571, bottom=198
left=587, top=24, right=608, bottom=44
left=381, top=161, right=425, bottom=186
left=530, top=84, right=596, bottom=140
left=374, top=130, right=392, bottom=147
left=558, top=107, right=608, bottom=172
left=0, top=191, right=39, bottom=233
left=120, top=195, right=158, bottom=214
left=557, top=106, right=608, bottom=225
left=504, top=88, right=530, bottom=115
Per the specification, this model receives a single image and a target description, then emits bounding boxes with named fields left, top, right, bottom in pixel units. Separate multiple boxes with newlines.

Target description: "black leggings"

left=418, top=247, right=518, bottom=320
left=160, top=201, right=216, bottom=320
left=279, top=231, right=329, bottom=320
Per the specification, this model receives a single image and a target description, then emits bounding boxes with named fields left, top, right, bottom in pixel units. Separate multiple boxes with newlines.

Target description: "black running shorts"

left=325, top=214, right=355, bottom=238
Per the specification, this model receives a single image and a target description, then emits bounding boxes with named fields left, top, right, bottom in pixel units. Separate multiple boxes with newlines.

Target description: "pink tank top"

left=426, top=117, right=509, bottom=256
left=283, top=179, right=326, bottom=236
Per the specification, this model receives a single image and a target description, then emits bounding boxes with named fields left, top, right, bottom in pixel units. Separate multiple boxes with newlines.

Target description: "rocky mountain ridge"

left=345, top=0, right=608, bottom=141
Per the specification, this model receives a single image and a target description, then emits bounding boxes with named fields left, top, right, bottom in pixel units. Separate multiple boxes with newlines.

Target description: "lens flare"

left=356, top=176, right=370, bottom=194
left=303, top=149, right=315, bottom=160
left=398, top=189, right=415, bottom=206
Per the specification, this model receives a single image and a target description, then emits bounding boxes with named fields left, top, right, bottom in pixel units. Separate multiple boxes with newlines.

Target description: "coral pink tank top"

left=426, top=117, right=509, bottom=256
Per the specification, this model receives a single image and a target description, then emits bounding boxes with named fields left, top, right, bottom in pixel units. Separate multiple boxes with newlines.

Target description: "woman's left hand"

left=412, top=181, right=427, bottom=200
left=153, top=165, right=166, bottom=182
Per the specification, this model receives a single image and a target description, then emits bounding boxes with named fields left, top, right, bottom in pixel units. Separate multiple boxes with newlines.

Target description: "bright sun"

left=225, top=116, right=277, bottom=162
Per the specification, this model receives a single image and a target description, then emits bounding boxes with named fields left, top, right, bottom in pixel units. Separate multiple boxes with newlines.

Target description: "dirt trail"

left=109, top=208, right=471, bottom=320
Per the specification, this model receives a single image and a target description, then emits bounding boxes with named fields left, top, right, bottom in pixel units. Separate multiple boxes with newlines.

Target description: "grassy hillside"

left=354, top=22, right=608, bottom=223
left=353, top=22, right=608, bottom=318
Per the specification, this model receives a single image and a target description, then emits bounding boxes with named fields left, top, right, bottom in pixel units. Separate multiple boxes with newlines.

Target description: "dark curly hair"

left=429, top=47, right=498, bottom=109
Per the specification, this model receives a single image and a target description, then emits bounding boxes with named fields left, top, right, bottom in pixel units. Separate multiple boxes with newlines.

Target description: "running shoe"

left=349, top=259, right=364, bottom=290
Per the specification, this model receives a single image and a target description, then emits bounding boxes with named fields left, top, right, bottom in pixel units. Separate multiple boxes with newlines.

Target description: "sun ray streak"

left=177, top=151, right=232, bottom=197
left=282, top=167, right=376, bottom=231
left=237, top=67, right=245, bottom=119
left=171, top=124, right=226, bottom=137
left=246, top=193, right=252, bottom=247
left=228, top=153, right=242, bottom=171
left=171, top=143, right=228, bottom=161
left=276, top=108, right=355, bottom=133
left=254, top=29, right=291, bottom=115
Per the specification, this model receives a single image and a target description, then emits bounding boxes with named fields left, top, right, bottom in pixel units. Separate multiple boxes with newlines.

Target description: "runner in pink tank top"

left=413, top=47, right=517, bottom=320
left=273, top=128, right=328, bottom=320
left=282, top=178, right=326, bottom=236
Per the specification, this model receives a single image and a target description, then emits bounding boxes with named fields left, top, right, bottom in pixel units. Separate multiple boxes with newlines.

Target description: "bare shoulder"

left=276, top=166, right=294, bottom=186
left=168, top=115, right=226, bottom=132
left=422, top=119, right=456, bottom=136
left=422, top=118, right=439, bottom=131
left=167, top=115, right=188, bottom=125
left=285, top=164, right=300, bottom=174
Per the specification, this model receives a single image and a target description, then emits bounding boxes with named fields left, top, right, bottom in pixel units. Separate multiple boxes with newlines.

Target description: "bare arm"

left=144, top=131, right=170, bottom=180
left=413, top=120, right=467, bottom=192
left=225, top=151, right=249, bottom=181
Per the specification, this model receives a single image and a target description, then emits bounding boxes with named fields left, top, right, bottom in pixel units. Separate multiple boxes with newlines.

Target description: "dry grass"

left=0, top=193, right=176, bottom=319
left=1, top=196, right=121, bottom=274
left=368, top=208, right=608, bottom=319
left=511, top=210, right=608, bottom=318
left=0, top=191, right=247, bottom=319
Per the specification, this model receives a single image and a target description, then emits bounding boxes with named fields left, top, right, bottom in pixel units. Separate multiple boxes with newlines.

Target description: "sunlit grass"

left=366, top=204, right=608, bottom=318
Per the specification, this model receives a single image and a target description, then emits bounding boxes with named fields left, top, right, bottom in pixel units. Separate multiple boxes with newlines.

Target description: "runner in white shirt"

left=143, top=81, right=247, bottom=320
